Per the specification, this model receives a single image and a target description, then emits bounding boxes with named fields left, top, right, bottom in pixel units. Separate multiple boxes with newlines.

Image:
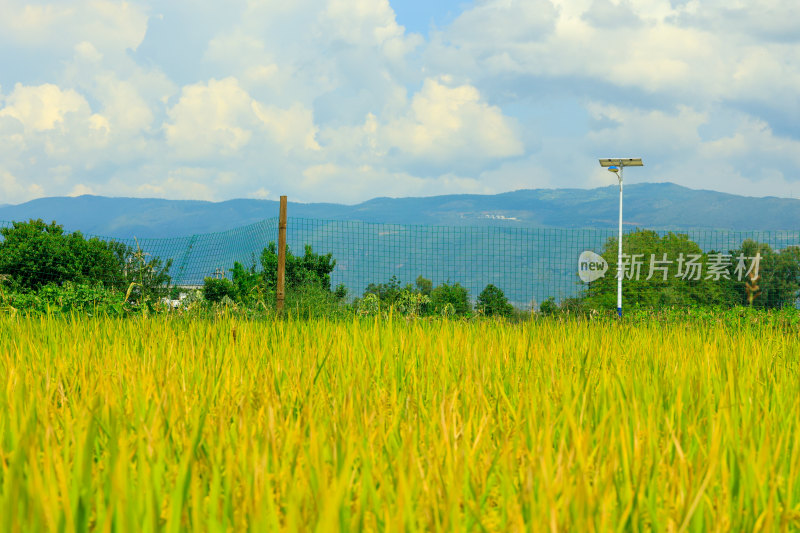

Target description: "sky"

left=1, top=0, right=799, bottom=205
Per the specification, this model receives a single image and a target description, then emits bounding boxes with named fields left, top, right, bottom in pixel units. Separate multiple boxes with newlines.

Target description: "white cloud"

left=92, top=74, right=155, bottom=134
left=164, top=78, right=256, bottom=158
left=68, top=183, right=95, bottom=197
left=248, top=187, right=271, bottom=199
left=74, top=41, right=103, bottom=63
left=253, top=102, right=321, bottom=152
left=447, top=0, right=558, bottom=47
left=321, top=0, right=406, bottom=47
left=298, top=163, right=489, bottom=203
left=134, top=169, right=219, bottom=201
left=164, top=77, right=321, bottom=160
left=204, top=30, right=280, bottom=87
left=0, top=83, right=91, bottom=132
left=586, top=103, right=707, bottom=153
left=0, top=0, right=149, bottom=55
left=0, top=0, right=799, bottom=208
left=0, top=83, right=111, bottom=164
left=476, top=155, right=555, bottom=192
left=380, top=78, right=524, bottom=165
left=672, top=0, right=800, bottom=42
left=698, top=116, right=800, bottom=170
left=0, top=169, right=44, bottom=204
left=433, top=0, right=800, bottom=110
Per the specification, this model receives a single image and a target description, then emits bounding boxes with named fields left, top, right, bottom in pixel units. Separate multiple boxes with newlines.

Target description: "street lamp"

left=598, top=158, right=643, bottom=318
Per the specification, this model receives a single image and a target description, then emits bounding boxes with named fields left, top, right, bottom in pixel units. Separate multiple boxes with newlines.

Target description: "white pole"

left=617, top=167, right=623, bottom=317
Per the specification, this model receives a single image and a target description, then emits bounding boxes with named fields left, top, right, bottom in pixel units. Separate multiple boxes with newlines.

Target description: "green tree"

left=203, top=277, right=237, bottom=303
left=0, top=219, right=171, bottom=299
left=230, top=259, right=261, bottom=302
left=260, top=242, right=336, bottom=291
left=477, top=284, right=513, bottom=317
left=430, top=282, right=471, bottom=316
left=361, top=276, right=469, bottom=317
left=728, top=240, right=800, bottom=308
left=364, top=275, right=404, bottom=306
left=362, top=276, right=422, bottom=314
left=539, top=297, right=559, bottom=316
left=0, top=219, right=85, bottom=290
left=584, top=230, right=731, bottom=309
left=333, top=284, right=348, bottom=300
left=124, top=243, right=173, bottom=303
left=415, top=275, right=433, bottom=296
left=582, top=230, right=800, bottom=309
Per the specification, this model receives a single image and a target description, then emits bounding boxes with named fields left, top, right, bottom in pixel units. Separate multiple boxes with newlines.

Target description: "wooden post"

left=277, top=196, right=287, bottom=313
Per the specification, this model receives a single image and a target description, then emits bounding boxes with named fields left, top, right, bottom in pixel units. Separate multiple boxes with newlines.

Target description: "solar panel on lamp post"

left=598, top=158, right=643, bottom=318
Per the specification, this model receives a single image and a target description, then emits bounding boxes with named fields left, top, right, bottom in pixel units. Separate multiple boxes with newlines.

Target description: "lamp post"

left=598, top=158, right=643, bottom=318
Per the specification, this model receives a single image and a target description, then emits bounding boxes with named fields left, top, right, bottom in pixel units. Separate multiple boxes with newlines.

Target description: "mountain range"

left=1, top=182, right=798, bottom=238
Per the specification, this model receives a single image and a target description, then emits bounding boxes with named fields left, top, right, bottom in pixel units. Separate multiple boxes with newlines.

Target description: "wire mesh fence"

left=2, top=218, right=799, bottom=308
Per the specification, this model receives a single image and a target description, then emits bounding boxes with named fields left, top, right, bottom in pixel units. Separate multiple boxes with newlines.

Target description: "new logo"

left=578, top=251, right=608, bottom=283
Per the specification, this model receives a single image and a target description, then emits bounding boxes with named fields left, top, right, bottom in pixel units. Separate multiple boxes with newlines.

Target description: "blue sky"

left=391, top=0, right=469, bottom=35
left=1, top=0, right=799, bottom=205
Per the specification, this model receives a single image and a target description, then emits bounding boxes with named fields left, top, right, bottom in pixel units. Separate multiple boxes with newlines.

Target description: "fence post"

left=277, top=196, right=287, bottom=313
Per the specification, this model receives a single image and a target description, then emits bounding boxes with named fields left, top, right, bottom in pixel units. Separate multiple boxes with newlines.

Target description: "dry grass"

left=1, top=314, right=799, bottom=531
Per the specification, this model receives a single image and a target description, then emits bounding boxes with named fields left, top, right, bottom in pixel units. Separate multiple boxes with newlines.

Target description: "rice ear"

left=124, top=282, right=139, bottom=303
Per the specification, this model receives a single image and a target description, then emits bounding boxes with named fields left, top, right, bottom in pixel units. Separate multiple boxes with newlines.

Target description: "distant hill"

left=1, top=182, right=799, bottom=238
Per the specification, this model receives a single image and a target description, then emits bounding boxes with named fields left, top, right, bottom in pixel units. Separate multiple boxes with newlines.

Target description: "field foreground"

left=1, top=315, right=800, bottom=531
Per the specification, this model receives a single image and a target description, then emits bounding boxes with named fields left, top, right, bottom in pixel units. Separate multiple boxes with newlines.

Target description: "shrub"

left=284, top=284, right=353, bottom=319
left=364, top=276, right=404, bottom=307
left=539, top=297, right=559, bottom=316
left=0, top=219, right=122, bottom=290
left=260, top=242, right=336, bottom=291
left=582, top=230, right=800, bottom=310
left=356, top=293, right=381, bottom=317
left=333, top=284, right=348, bottom=300
left=124, top=244, right=172, bottom=304
left=477, top=284, right=513, bottom=317
left=431, top=282, right=471, bottom=316
left=0, top=281, right=128, bottom=315
left=231, top=260, right=262, bottom=302
left=203, top=278, right=237, bottom=303
left=0, top=219, right=171, bottom=302
left=394, top=290, right=431, bottom=317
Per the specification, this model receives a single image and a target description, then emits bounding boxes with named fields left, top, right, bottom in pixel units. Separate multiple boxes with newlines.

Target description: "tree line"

left=205, top=244, right=515, bottom=317
left=578, top=229, right=800, bottom=311
left=1, top=220, right=798, bottom=315
left=0, top=219, right=171, bottom=312
left=0, top=219, right=515, bottom=316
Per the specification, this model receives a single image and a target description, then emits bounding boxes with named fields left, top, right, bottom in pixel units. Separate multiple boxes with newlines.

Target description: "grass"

left=1, top=314, right=799, bottom=531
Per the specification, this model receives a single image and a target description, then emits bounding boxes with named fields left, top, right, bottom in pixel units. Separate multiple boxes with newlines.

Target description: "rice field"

left=1, top=314, right=800, bottom=531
